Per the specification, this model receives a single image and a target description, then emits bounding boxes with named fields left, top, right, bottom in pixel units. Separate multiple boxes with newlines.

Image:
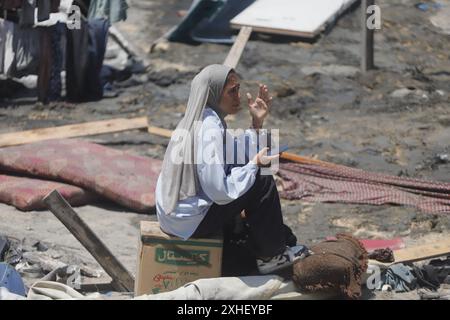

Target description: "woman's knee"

left=253, top=172, right=276, bottom=192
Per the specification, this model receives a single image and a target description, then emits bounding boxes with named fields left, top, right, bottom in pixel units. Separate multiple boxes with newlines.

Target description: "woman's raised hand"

left=247, top=84, right=273, bottom=129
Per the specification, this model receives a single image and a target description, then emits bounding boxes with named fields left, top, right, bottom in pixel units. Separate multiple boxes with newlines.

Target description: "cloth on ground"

left=0, top=174, right=96, bottom=211
left=26, top=276, right=325, bottom=300
left=278, top=162, right=450, bottom=214
left=134, top=275, right=329, bottom=300
left=292, top=234, right=368, bottom=299
left=378, top=263, right=417, bottom=292
left=88, top=0, right=128, bottom=23
left=0, top=139, right=162, bottom=212
left=0, top=262, right=27, bottom=297
left=413, top=257, right=450, bottom=290
left=27, top=280, right=85, bottom=300
left=0, top=287, right=26, bottom=300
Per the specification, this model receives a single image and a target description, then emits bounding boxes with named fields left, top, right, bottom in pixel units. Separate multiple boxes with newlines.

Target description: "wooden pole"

left=43, top=190, right=135, bottom=292
left=280, top=152, right=338, bottom=168
left=224, top=26, right=253, bottom=69
left=361, top=0, right=375, bottom=72
left=147, top=126, right=173, bottom=139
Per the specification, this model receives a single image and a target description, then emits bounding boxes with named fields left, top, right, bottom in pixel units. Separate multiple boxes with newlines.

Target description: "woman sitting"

left=156, top=64, right=309, bottom=274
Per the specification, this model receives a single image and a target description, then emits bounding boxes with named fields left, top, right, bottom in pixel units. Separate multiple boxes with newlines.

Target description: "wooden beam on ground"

left=43, top=190, right=135, bottom=292
left=223, top=26, right=253, bottom=69
left=361, top=0, right=375, bottom=72
left=0, top=117, right=149, bottom=148
left=280, top=152, right=338, bottom=168
left=392, top=239, right=450, bottom=264
left=148, top=126, right=173, bottom=139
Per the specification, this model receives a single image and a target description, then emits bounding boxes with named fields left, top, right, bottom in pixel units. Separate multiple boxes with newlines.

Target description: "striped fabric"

left=278, top=162, right=450, bottom=214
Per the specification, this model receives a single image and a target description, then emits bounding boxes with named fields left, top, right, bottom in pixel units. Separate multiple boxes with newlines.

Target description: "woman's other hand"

left=251, top=147, right=279, bottom=167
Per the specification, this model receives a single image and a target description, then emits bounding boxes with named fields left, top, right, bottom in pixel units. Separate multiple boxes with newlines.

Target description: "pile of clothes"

left=375, top=258, right=450, bottom=294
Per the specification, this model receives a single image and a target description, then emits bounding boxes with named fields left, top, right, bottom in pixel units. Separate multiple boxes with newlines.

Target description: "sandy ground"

left=0, top=0, right=449, bottom=299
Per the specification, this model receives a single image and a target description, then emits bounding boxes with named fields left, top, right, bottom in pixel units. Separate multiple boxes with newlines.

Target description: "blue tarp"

left=166, top=0, right=255, bottom=44
left=0, top=262, right=27, bottom=297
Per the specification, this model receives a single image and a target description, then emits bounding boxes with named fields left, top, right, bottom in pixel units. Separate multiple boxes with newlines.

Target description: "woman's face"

left=218, top=72, right=242, bottom=115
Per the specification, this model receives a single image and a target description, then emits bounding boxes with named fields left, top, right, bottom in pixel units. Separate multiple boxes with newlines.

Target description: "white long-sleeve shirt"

left=156, top=108, right=261, bottom=240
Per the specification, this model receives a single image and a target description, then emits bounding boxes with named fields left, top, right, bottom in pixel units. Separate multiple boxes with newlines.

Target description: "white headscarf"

left=160, top=64, right=234, bottom=214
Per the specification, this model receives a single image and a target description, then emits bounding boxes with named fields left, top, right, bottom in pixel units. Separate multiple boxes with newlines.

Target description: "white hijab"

left=160, top=64, right=234, bottom=214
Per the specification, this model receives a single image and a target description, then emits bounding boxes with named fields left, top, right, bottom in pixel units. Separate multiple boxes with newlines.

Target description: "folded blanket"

left=0, top=174, right=95, bottom=211
left=0, top=139, right=162, bottom=212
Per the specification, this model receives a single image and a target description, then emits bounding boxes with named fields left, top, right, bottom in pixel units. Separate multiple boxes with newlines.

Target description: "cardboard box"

left=135, top=221, right=223, bottom=296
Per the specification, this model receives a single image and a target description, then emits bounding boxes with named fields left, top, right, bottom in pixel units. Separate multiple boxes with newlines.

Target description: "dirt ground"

left=0, top=0, right=449, bottom=299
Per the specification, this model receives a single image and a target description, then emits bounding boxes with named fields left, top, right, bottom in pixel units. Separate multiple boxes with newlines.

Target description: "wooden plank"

left=43, top=190, right=135, bottom=292
left=0, top=117, right=149, bottom=148
left=230, top=0, right=357, bottom=38
left=361, top=0, right=375, bottom=72
left=280, top=152, right=338, bottom=168
left=392, top=239, right=450, bottom=264
left=223, top=26, right=253, bottom=69
left=369, top=239, right=450, bottom=268
left=148, top=126, right=173, bottom=139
